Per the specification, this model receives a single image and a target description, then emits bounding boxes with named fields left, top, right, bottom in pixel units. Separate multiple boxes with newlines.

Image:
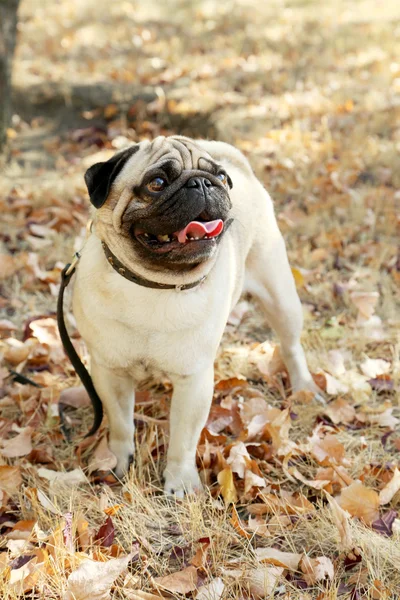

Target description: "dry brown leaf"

left=29, top=317, right=61, bottom=345
left=88, top=437, right=117, bottom=473
left=3, top=339, right=30, bottom=365
left=350, top=291, right=379, bottom=320
left=226, top=442, right=250, bottom=478
left=379, top=468, right=400, bottom=506
left=324, top=398, right=356, bottom=425
left=255, top=547, right=302, bottom=570
left=244, top=468, right=266, bottom=493
left=300, top=555, right=334, bottom=585
left=247, top=515, right=271, bottom=537
left=264, top=408, right=296, bottom=455
left=310, top=433, right=346, bottom=466
left=230, top=506, right=252, bottom=539
left=124, top=592, right=166, bottom=600
left=325, top=492, right=353, bottom=550
left=59, top=386, right=91, bottom=408
left=0, top=254, right=18, bottom=279
left=154, top=566, right=198, bottom=594
left=248, top=566, right=283, bottom=598
left=0, top=465, right=22, bottom=495
left=217, top=467, right=238, bottom=506
left=0, top=426, right=33, bottom=457
left=339, top=481, right=380, bottom=525
left=64, top=552, right=134, bottom=600
left=357, top=405, right=399, bottom=430
left=124, top=592, right=165, bottom=600
left=196, top=577, right=224, bottom=600
left=37, top=467, right=88, bottom=486
left=253, top=342, right=286, bottom=379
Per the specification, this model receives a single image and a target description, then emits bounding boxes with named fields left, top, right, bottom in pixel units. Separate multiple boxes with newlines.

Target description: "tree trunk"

left=0, top=0, right=20, bottom=155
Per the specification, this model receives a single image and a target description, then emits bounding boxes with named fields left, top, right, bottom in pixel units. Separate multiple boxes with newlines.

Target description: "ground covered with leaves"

left=0, top=0, right=399, bottom=598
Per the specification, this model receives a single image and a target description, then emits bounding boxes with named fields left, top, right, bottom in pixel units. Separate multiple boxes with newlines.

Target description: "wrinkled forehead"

left=119, top=136, right=217, bottom=186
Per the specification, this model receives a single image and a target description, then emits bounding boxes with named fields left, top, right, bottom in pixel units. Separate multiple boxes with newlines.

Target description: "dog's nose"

left=186, top=177, right=212, bottom=188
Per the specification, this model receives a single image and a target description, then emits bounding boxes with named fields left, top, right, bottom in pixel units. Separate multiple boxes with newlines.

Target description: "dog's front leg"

left=90, top=358, right=135, bottom=477
left=164, top=365, right=214, bottom=497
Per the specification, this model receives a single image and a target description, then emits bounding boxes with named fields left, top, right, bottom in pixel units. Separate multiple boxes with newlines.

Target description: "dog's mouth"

left=132, top=219, right=224, bottom=253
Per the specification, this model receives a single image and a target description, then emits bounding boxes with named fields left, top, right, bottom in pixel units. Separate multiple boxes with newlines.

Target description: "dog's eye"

left=146, top=177, right=166, bottom=192
left=216, top=172, right=227, bottom=184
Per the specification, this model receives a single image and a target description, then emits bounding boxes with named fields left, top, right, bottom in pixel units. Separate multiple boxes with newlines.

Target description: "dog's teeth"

left=144, top=233, right=149, bottom=238
left=158, top=234, right=170, bottom=242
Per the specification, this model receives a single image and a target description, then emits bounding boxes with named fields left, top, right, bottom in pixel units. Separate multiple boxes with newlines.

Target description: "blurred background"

left=0, top=0, right=399, bottom=335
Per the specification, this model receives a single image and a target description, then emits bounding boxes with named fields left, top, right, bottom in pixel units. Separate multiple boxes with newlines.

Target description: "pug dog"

left=72, top=135, right=319, bottom=496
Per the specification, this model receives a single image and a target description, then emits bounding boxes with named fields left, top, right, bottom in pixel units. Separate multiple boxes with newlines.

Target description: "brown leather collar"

left=101, top=242, right=207, bottom=291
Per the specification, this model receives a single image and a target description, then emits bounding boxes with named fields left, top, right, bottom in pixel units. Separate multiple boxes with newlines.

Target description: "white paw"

left=163, top=462, right=203, bottom=498
left=109, top=439, right=135, bottom=478
left=292, top=377, right=326, bottom=404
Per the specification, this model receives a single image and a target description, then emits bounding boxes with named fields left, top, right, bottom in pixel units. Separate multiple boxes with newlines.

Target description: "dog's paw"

left=109, top=439, right=135, bottom=479
left=292, top=378, right=326, bottom=404
left=163, top=462, right=203, bottom=498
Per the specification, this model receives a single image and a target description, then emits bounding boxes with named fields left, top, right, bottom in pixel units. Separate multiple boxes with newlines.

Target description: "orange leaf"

left=230, top=506, right=252, bottom=539
left=154, top=566, right=198, bottom=594
left=339, top=481, right=380, bottom=525
left=217, top=467, right=238, bottom=506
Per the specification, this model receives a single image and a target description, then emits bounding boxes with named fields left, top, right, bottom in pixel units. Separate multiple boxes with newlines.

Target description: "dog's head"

left=84, top=136, right=233, bottom=273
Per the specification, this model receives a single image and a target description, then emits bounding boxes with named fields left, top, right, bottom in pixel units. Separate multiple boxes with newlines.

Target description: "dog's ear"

left=84, top=145, right=139, bottom=208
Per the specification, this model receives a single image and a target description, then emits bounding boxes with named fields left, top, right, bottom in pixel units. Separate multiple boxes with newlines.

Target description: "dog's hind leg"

left=163, top=365, right=214, bottom=497
left=90, top=358, right=135, bottom=476
left=245, top=231, right=320, bottom=397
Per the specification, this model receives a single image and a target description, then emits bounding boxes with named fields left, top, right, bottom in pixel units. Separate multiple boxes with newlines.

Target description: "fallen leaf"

left=196, top=577, right=224, bottom=600
left=248, top=566, right=283, bottom=598
left=37, top=467, right=89, bottom=486
left=339, top=481, right=380, bottom=525
left=291, top=267, right=305, bottom=287
left=247, top=515, right=271, bottom=537
left=371, top=509, right=398, bottom=537
left=230, top=506, right=252, bottom=539
left=0, top=427, right=33, bottom=457
left=0, top=465, right=22, bottom=495
left=0, top=254, right=18, bottom=279
left=244, top=468, right=266, bottom=493
left=154, top=566, right=198, bottom=594
left=360, top=357, right=390, bottom=379
left=379, top=468, right=400, bottom=506
left=226, top=442, right=250, bottom=478
left=95, top=516, right=115, bottom=548
left=59, top=386, right=91, bottom=409
left=255, top=547, right=302, bottom=570
left=88, top=437, right=117, bottom=473
left=217, top=467, right=238, bottom=506
left=309, top=433, right=346, bottom=466
left=3, top=339, right=30, bottom=365
left=124, top=592, right=165, bottom=600
left=350, top=291, right=379, bottom=320
left=324, top=398, right=356, bottom=425
left=326, top=492, right=353, bottom=551
left=29, top=317, right=61, bottom=346
left=64, top=553, right=134, bottom=600
left=300, top=555, right=334, bottom=585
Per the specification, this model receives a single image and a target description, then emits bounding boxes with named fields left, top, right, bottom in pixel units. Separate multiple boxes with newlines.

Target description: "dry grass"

left=0, top=0, right=399, bottom=598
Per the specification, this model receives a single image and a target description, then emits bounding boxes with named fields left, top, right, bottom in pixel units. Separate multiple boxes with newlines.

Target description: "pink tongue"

left=175, top=219, right=224, bottom=243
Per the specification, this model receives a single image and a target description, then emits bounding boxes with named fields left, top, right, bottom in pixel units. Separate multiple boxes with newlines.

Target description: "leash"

left=57, top=252, right=104, bottom=438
